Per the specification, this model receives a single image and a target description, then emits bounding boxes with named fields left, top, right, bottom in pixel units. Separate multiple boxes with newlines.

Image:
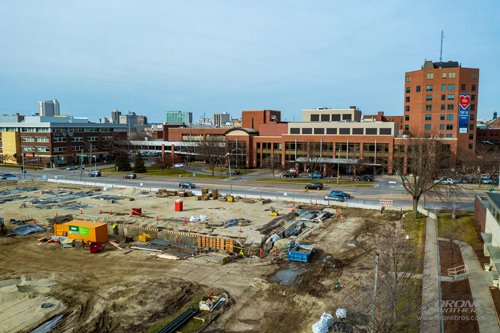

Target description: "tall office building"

left=166, top=111, right=192, bottom=125
left=403, top=60, right=479, bottom=153
left=38, top=99, right=60, bottom=116
left=111, top=109, right=121, bottom=124
left=214, top=112, right=231, bottom=127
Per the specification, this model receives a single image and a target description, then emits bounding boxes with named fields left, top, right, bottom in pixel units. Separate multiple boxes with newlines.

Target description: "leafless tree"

left=262, top=154, right=281, bottom=178
left=152, top=154, right=182, bottom=173
left=197, top=136, right=225, bottom=176
left=395, top=137, right=456, bottom=218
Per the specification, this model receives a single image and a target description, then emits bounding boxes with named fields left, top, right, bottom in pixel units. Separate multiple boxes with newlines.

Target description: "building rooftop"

left=422, top=60, right=460, bottom=70
left=486, top=192, right=500, bottom=211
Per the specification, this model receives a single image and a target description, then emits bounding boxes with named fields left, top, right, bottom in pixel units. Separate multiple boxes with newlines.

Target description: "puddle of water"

left=30, top=314, right=63, bottom=333
left=271, top=262, right=309, bottom=285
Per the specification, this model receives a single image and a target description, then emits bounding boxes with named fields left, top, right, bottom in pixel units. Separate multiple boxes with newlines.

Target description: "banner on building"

left=459, top=94, right=471, bottom=134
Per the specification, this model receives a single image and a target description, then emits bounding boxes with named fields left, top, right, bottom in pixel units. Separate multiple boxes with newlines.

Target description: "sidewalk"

left=421, top=217, right=440, bottom=333
left=457, top=240, right=500, bottom=333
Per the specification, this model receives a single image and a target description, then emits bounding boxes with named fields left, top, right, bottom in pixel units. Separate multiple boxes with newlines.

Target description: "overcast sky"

left=0, top=1, right=498, bottom=123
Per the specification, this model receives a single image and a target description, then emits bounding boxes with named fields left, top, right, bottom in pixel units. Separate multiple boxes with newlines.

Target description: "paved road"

left=0, top=167, right=477, bottom=210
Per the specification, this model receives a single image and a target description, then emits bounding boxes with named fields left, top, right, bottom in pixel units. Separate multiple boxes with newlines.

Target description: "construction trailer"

left=54, top=220, right=108, bottom=243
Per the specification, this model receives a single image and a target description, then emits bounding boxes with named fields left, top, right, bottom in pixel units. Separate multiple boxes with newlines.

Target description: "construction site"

left=0, top=181, right=408, bottom=333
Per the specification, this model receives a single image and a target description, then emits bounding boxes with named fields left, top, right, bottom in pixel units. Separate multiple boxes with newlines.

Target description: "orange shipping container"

left=55, top=220, right=108, bottom=243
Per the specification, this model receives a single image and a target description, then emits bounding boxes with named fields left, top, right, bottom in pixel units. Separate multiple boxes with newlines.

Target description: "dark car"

left=179, top=181, right=196, bottom=189
left=310, top=172, right=322, bottom=179
left=305, top=182, right=323, bottom=190
left=227, top=170, right=240, bottom=176
left=355, top=174, right=373, bottom=182
left=328, top=190, right=352, bottom=199
left=88, top=171, right=102, bottom=177
left=324, top=193, right=345, bottom=202
left=123, top=173, right=137, bottom=179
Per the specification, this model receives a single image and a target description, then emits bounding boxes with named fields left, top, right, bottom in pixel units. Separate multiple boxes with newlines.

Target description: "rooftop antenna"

left=439, top=30, right=444, bottom=62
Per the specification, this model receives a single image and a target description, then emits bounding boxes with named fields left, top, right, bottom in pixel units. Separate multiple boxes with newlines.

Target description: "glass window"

left=290, top=128, right=300, bottom=134
left=471, top=94, right=476, bottom=101
left=441, top=94, right=446, bottom=101
left=469, top=143, right=473, bottom=149
left=321, top=114, right=330, bottom=121
left=404, top=125, right=409, bottom=130
left=448, top=72, right=456, bottom=78
left=302, top=128, right=312, bottom=134
left=314, top=128, right=324, bottom=134
left=405, top=87, right=410, bottom=93
left=379, top=128, right=392, bottom=135
left=426, top=95, right=433, bottom=101
left=442, top=72, right=447, bottom=79
left=440, top=114, right=445, bottom=120
left=471, top=104, right=476, bottom=111
left=424, top=124, right=432, bottom=131
left=445, top=134, right=453, bottom=138
left=470, top=114, right=475, bottom=120
left=472, top=84, right=477, bottom=91
left=461, top=84, right=466, bottom=91
left=441, top=104, right=446, bottom=111
left=311, top=114, right=319, bottom=121
left=472, top=72, right=477, bottom=80
left=469, top=125, right=474, bottom=130
left=447, top=114, right=454, bottom=120
left=416, top=86, right=421, bottom=92
left=405, top=97, right=410, bottom=102
left=441, top=84, right=446, bottom=91
left=331, top=114, right=341, bottom=121
left=342, top=114, right=352, bottom=121
left=326, top=128, right=337, bottom=134
left=446, top=124, right=453, bottom=130
left=366, top=128, right=377, bottom=135
left=440, top=124, right=445, bottom=130
left=447, top=104, right=454, bottom=110
left=352, top=128, right=363, bottom=135
left=405, top=115, right=410, bottom=121
left=425, top=114, right=432, bottom=120
left=339, top=128, right=350, bottom=135
left=426, top=85, right=433, bottom=91
left=425, top=105, right=432, bottom=111
left=448, top=84, right=455, bottom=91
left=406, top=75, right=411, bottom=82
left=448, top=94, right=455, bottom=100
left=405, top=106, right=410, bottom=112
left=426, top=73, right=434, bottom=79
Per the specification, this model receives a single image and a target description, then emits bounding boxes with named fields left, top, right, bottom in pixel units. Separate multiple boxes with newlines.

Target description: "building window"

left=425, top=105, right=432, bottom=111
left=302, top=128, right=312, bottom=134
left=379, top=128, right=392, bottom=135
left=426, top=73, right=434, bottom=79
left=440, top=124, right=445, bottom=130
left=342, top=114, right=352, bottom=121
left=447, top=105, right=454, bottom=110
left=53, top=147, right=65, bottom=152
left=446, top=124, right=453, bottom=130
left=326, top=128, right=337, bottom=134
left=469, top=124, right=474, bottom=130
left=471, top=94, right=476, bottom=101
left=405, top=106, right=410, bottom=112
left=445, top=134, right=453, bottom=138
left=469, top=134, right=474, bottom=140
left=441, top=104, right=446, bottom=111
left=321, top=114, right=330, bottom=121
left=472, top=72, right=477, bottom=80
left=448, top=72, right=456, bottom=78
left=442, top=72, right=447, bottom=79
left=461, top=84, right=466, bottom=91
left=416, top=86, right=421, bottom=92
left=470, top=114, right=475, bottom=120
left=440, top=114, right=445, bottom=120
left=37, top=147, right=49, bottom=152
left=426, top=85, right=433, bottom=91
left=405, top=97, right=410, bottom=102
left=472, top=84, right=477, bottom=91
left=406, top=75, right=411, bottom=82
left=447, top=94, right=455, bottom=100
left=425, top=114, right=432, bottom=120
left=441, top=84, right=446, bottom=91
left=469, top=143, right=473, bottom=149
left=405, top=87, right=410, bottom=93
left=441, top=94, right=446, bottom=101
left=290, top=128, right=300, bottom=134
left=471, top=104, right=476, bottom=111
left=352, top=128, right=363, bottom=135
left=366, top=128, right=377, bottom=135
left=53, top=137, right=66, bottom=142
left=331, top=114, right=341, bottom=121
left=426, top=95, right=433, bottom=101
left=404, top=125, right=409, bottom=130
left=311, top=114, right=320, bottom=121
left=314, top=128, right=325, bottom=134
left=339, top=128, right=350, bottom=135
left=448, top=84, right=455, bottom=91
left=405, top=115, right=410, bottom=121
left=447, top=114, right=454, bottom=120
left=424, top=124, right=432, bottom=131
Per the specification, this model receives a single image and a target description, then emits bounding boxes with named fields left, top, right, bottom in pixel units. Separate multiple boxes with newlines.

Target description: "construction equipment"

left=268, top=207, right=279, bottom=217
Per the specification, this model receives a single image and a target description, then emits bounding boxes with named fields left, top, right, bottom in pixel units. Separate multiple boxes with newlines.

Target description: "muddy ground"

left=0, top=183, right=403, bottom=333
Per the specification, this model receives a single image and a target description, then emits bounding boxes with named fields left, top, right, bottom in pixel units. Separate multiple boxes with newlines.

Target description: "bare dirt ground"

left=0, top=182, right=403, bottom=332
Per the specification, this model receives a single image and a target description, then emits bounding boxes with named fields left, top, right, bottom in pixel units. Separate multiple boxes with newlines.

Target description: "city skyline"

left=0, top=1, right=499, bottom=123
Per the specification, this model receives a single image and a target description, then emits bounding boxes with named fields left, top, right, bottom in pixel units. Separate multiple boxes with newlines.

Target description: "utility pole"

left=21, top=153, right=25, bottom=180
left=370, top=253, right=380, bottom=333
left=80, top=149, right=83, bottom=181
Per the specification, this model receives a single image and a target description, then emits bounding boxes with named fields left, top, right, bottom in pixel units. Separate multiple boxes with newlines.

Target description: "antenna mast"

left=439, top=30, right=444, bottom=62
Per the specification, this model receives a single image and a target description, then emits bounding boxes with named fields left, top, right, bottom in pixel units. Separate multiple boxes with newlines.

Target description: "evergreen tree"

left=115, top=151, right=132, bottom=171
left=133, top=153, right=147, bottom=173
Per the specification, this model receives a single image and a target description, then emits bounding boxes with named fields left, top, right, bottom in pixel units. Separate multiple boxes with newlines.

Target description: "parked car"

left=88, top=171, right=102, bottom=177
left=324, top=193, right=345, bottom=202
left=66, top=165, right=79, bottom=170
left=282, top=171, right=297, bottom=178
left=173, top=163, right=185, bottom=168
left=310, top=172, right=322, bottom=179
left=355, top=174, right=373, bottom=182
left=123, top=173, right=137, bottom=179
left=179, top=181, right=196, bottom=189
left=328, top=190, right=352, bottom=199
left=1, top=173, right=17, bottom=180
left=434, top=177, right=456, bottom=185
left=305, top=182, right=323, bottom=190
left=227, top=170, right=240, bottom=176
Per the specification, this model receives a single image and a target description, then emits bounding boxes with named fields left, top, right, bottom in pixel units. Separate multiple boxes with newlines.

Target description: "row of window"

left=310, top=114, right=352, bottom=121
left=405, top=72, right=478, bottom=82
left=405, top=83, right=477, bottom=93
left=289, top=127, right=393, bottom=135
left=22, top=137, right=50, bottom=143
